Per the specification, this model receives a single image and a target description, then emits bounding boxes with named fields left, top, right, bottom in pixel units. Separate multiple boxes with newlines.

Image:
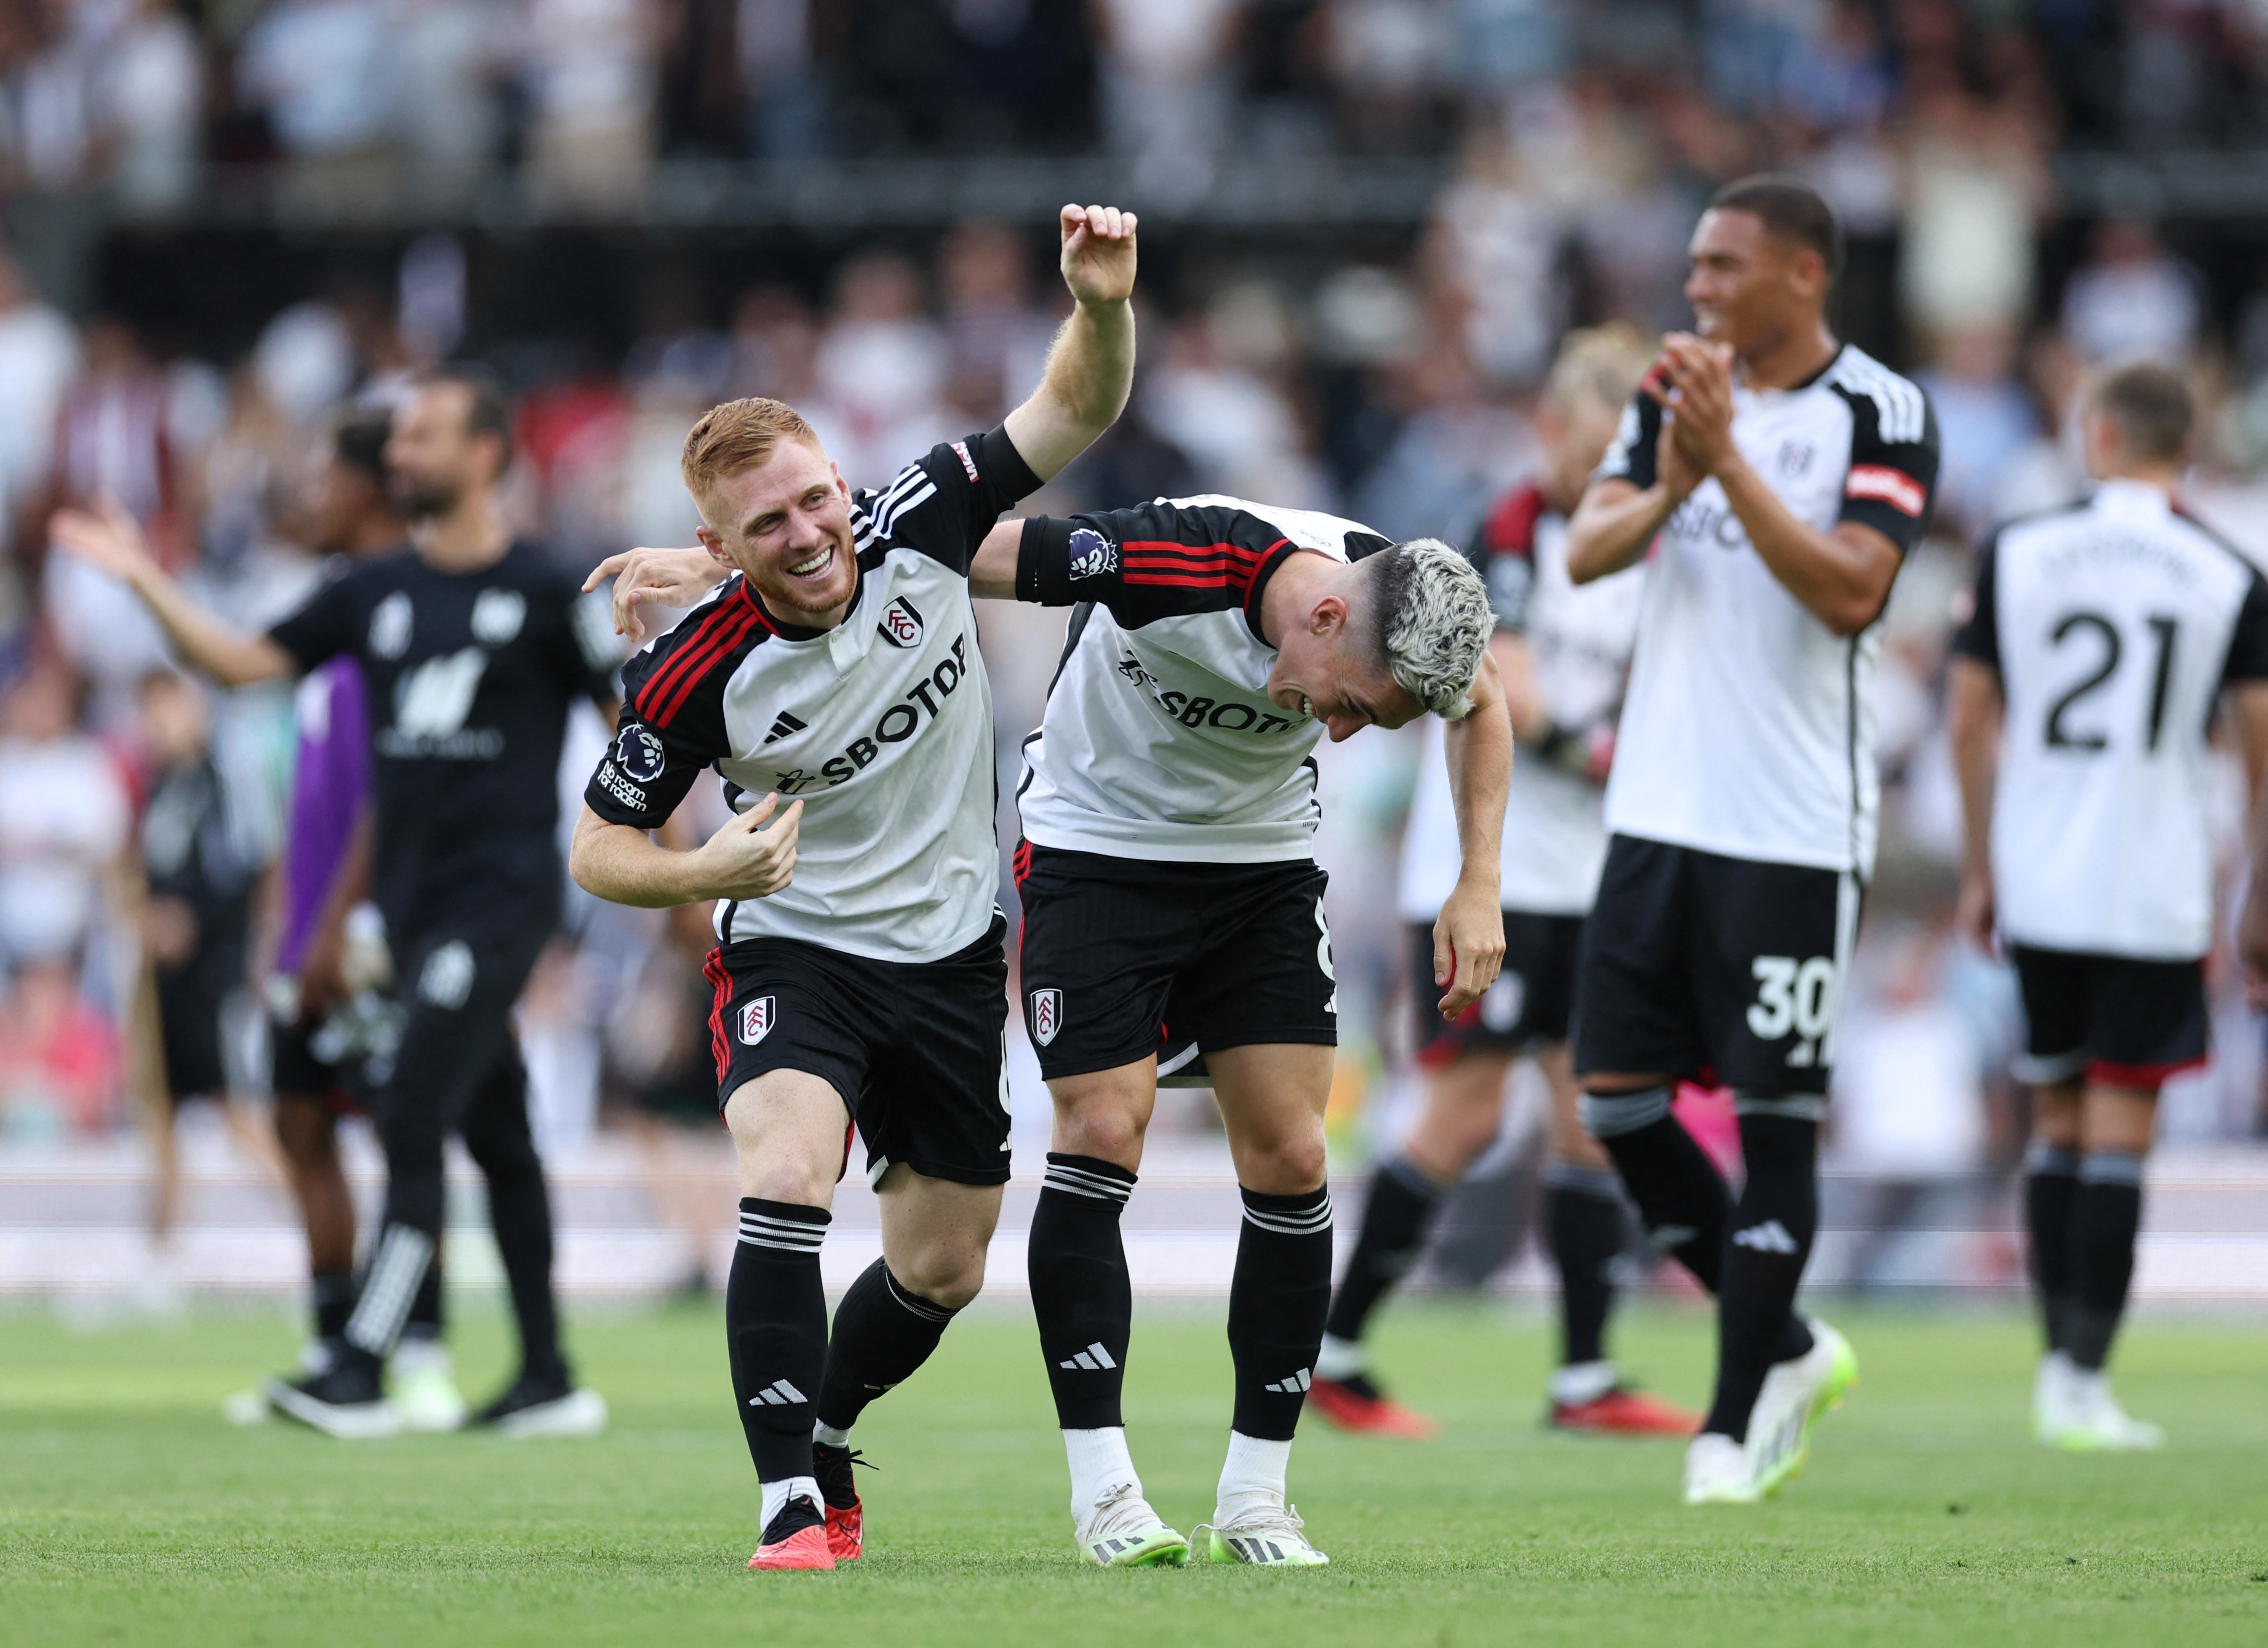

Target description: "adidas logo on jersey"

left=762, top=710, right=807, bottom=745
left=1732, top=1220, right=1799, bottom=1255
left=1058, top=1342, right=1117, bottom=1371
left=747, top=1379, right=807, bottom=1407
left=769, top=634, right=972, bottom=795
left=1263, top=1368, right=1314, bottom=1394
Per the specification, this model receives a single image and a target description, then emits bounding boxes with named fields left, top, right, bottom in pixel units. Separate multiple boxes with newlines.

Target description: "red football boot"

left=814, top=1442, right=865, bottom=1562
left=1308, top=1373, right=1437, bottom=1440
left=748, top=1497, right=836, bottom=1571
left=1550, top=1386, right=1701, bottom=1437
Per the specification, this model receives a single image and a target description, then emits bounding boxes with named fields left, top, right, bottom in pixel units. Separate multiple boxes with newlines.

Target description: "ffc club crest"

left=1030, top=988, right=1063, bottom=1048
left=877, top=595, right=925, bottom=648
left=739, top=996, right=777, bottom=1047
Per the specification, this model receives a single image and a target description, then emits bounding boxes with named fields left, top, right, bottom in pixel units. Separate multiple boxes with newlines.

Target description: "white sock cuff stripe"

left=1731, top=1090, right=1827, bottom=1123
left=2079, top=1151, right=2147, bottom=1186
left=1043, top=1160, right=1135, bottom=1202
left=882, top=1265, right=957, bottom=1323
left=2025, top=1141, right=2082, bottom=1176
left=1240, top=1190, right=1333, bottom=1235
left=1580, top=1086, right=1672, bottom=1136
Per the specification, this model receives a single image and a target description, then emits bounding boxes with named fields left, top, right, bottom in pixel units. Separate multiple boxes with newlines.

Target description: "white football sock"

left=1314, top=1333, right=1366, bottom=1381
left=1063, top=1426, right=1140, bottom=1519
left=812, top=1420, right=851, bottom=1448
left=1214, top=1430, right=1291, bottom=1524
left=760, top=1474, right=821, bottom=1530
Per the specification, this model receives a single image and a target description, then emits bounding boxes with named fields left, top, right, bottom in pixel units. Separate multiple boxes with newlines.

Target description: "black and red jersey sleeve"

left=1014, top=500, right=1307, bottom=630
left=584, top=579, right=770, bottom=829
left=1465, top=483, right=1547, bottom=633
left=851, top=425, right=1043, bottom=575
left=1833, top=378, right=1941, bottom=553
left=1592, top=393, right=1662, bottom=493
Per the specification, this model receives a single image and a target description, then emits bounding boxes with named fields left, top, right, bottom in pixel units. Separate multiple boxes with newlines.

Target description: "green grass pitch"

left=4, top=1299, right=2265, bottom=1647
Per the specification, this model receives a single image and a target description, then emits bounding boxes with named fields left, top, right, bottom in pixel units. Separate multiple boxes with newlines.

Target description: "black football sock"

left=1229, top=1184, right=1334, bottom=1442
left=1581, top=1087, right=1729, bottom=1293
left=816, top=1257, right=960, bottom=1435
left=312, top=1270, right=354, bottom=1344
left=2066, top=1150, right=2145, bottom=1372
left=1545, top=1161, right=1626, bottom=1371
left=1029, top=1153, right=1135, bottom=1430
left=1704, top=1105, right=1820, bottom=1441
left=2023, top=1141, right=2081, bottom=1356
left=1320, top=1156, right=1442, bottom=1351
left=728, top=1197, right=831, bottom=1486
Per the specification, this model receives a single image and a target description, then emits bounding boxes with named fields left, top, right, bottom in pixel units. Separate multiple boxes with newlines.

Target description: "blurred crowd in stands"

left=6, top=0, right=2268, bottom=1293
left=3, top=1, right=2268, bottom=214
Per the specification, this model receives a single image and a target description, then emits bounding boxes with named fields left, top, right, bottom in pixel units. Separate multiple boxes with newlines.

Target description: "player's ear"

left=695, top=524, right=731, bottom=567
left=1309, top=592, right=1349, bottom=638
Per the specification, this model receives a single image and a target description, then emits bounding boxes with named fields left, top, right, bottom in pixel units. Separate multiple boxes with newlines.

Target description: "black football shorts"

left=2008, top=944, right=2209, bottom=1093
left=704, top=912, right=1012, bottom=1187
left=1015, top=842, right=1337, bottom=1082
left=1572, top=834, right=1861, bottom=1096
left=1410, top=910, right=1582, bottom=1068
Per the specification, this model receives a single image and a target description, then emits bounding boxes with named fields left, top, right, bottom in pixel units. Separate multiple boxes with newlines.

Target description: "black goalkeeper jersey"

left=268, top=541, right=620, bottom=938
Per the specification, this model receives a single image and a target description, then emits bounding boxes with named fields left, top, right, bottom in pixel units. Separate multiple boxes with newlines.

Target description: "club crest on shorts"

left=1030, top=988, right=1062, bottom=1048
left=877, top=595, right=924, bottom=648
left=739, top=995, right=777, bottom=1046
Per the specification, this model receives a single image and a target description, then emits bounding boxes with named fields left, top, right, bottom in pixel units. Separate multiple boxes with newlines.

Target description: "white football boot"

left=1682, top=1432, right=1759, bottom=1505
left=1199, top=1497, right=1331, bottom=1566
left=1742, top=1317, right=1858, bottom=1498
left=1073, top=1482, right=1189, bottom=1568
left=2039, top=1362, right=2163, bottom=1452
left=390, top=1339, right=469, bottom=1433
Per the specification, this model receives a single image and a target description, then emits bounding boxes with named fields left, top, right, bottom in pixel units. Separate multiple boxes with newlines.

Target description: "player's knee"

left=1238, top=1127, right=1327, bottom=1196
left=893, top=1242, right=986, bottom=1310
left=1053, top=1096, right=1147, bottom=1166
left=741, top=1149, right=835, bottom=1206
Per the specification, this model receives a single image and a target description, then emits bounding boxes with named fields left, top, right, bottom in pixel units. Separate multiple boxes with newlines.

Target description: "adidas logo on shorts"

left=1058, top=1341, right=1117, bottom=1371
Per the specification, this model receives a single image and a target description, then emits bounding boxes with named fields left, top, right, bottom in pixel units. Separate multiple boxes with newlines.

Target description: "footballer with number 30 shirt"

left=1563, top=175, right=1940, bottom=1507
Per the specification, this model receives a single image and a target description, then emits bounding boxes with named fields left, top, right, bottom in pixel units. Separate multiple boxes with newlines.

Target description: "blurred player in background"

left=1948, top=362, right=2268, bottom=1451
left=1565, top=176, right=1939, bottom=1504
left=243, top=408, right=466, bottom=1431
left=1311, top=325, right=1697, bottom=1441
left=55, top=370, right=621, bottom=1440
left=1003, top=497, right=1505, bottom=1568
left=132, top=665, right=281, bottom=1270
left=573, top=204, right=1137, bottom=1574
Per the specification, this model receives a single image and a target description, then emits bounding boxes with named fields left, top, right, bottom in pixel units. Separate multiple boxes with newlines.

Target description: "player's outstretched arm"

left=1433, top=651, right=1511, bottom=1018
left=50, top=501, right=295, bottom=685
left=1000, top=203, right=1137, bottom=485
left=570, top=795, right=802, bottom=908
left=1946, top=655, right=2003, bottom=950
left=583, top=545, right=728, bottom=641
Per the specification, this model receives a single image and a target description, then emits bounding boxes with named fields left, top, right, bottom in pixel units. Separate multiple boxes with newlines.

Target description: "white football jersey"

left=1399, top=485, right=1647, bottom=920
left=584, top=430, right=1040, bottom=963
left=1013, top=495, right=1392, bottom=863
left=1596, top=345, right=1939, bottom=874
left=1952, top=480, right=2268, bottom=959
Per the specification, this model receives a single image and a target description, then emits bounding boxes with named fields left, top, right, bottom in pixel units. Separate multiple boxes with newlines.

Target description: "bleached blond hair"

left=1362, top=539, right=1493, bottom=719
